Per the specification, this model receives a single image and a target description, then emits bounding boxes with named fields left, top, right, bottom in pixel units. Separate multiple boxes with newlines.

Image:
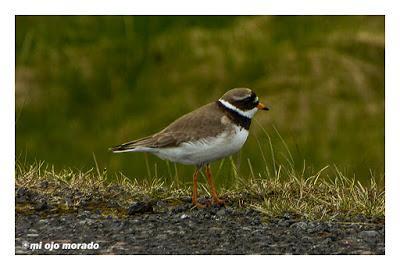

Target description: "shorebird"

left=111, top=88, right=269, bottom=208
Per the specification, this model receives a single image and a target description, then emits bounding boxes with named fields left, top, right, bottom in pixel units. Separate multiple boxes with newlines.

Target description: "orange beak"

left=257, top=102, right=269, bottom=111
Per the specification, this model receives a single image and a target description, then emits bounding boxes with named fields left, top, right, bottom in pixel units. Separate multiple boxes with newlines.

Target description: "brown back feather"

left=112, top=102, right=229, bottom=150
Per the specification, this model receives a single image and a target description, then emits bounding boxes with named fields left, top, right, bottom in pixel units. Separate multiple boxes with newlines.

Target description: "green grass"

left=15, top=16, right=384, bottom=185
left=15, top=160, right=384, bottom=220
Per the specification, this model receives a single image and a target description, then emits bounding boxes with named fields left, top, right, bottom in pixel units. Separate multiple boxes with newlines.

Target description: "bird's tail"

left=110, top=136, right=156, bottom=153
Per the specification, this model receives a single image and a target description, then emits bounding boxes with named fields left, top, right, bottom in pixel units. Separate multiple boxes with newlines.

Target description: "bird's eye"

left=253, top=97, right=259, bottom=104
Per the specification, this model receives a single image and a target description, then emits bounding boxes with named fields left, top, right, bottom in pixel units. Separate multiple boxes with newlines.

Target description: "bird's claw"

left=212, top=198, right=225, bottom=206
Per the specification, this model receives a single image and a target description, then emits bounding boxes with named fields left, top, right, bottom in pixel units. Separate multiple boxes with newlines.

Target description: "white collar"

left=218, top=99, right=258, bottom=119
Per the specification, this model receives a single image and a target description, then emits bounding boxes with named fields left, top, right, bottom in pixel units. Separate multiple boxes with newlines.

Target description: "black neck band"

left=216, top=101, right=251, bottom=130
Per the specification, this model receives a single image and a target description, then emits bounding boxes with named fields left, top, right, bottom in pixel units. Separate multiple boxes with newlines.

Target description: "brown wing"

left=111, top=102, right=227, bottom=151
left=155, top=102, right=227, bottom=146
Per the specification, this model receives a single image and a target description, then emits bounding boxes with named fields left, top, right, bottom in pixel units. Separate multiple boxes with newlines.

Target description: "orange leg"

left=192, top=168, right=206, bottom=208
left=205, top=164, right=225, bottom=206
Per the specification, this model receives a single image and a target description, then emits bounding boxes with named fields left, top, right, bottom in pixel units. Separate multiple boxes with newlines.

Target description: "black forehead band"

left=242, top=92, right=256, bottom=101
left=248, top=92, right=258, bottom=104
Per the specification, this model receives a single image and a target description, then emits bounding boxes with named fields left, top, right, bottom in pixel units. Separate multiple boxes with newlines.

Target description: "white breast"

left=153, top=125, right=249, bottom=166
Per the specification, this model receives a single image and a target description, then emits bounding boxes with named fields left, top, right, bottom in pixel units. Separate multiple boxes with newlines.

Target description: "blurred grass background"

left=15, top=16, right=384, bottom=186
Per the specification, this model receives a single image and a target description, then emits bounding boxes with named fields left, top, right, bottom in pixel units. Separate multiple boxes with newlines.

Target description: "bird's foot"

left=192, top=196, right=210, bottom=208
left=192, top=197, right=224, bottom=208
left=192, top=202, right=207, bottom=209
left=212, top=197, right=225, bottom=206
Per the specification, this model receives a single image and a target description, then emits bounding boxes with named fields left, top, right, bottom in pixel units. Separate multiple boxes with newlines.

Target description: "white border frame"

left=2, top=0, right=398, bottom=269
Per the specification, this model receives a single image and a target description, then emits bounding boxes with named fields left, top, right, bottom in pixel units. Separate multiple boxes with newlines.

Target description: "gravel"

left=15, top=187, right=385, bottom=255
left=15, top=206, right=384, bottom=254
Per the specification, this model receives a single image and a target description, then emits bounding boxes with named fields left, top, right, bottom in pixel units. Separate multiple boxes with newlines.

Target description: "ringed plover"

left=111, top=88, right=269, bottom=208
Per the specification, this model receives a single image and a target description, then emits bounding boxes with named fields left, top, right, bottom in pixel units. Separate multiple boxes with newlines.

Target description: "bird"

left=110, top=88, right=269, bottom=208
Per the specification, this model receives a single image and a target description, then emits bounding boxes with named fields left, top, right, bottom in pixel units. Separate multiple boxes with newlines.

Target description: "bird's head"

left=218, top=88, right=269, bottom=119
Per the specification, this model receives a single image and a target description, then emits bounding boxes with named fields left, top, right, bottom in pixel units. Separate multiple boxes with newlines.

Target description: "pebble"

left=127, top=202, right=154, bottom=215
left=180, top=214, right=189, bottom=220
left=216, top=209, right=226, bottom=216
left=16, top=187, right=28, bottom=197
left=38, top=181, right=49, bottom=189
left=358, top=250, right=374, bottom=255
left=277, top=220, right=291, bottom=227
left=209, top=227, right=223, bottom=234
left=180, top=196, right=192, bottom=203
left=290, top=221, right=308, bottom=230
left=171, top=204, right=190, bottom=214
left=34, top=200, right=49, bottom=211
left=38, top=219, right=49, bottom=225
left=155, top=234, right=168, bottom=240
left=358, top=230, right=380, bottom=244
left=321, top=237, right=333, bottom=245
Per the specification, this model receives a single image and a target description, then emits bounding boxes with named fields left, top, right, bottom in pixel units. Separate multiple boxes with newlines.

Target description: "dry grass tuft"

left=227, top=164, right=384, bottom=220
left=16, top=160, right=384, bottom=220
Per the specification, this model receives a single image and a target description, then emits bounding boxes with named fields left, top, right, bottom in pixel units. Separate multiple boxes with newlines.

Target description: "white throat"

left=218, top=99, right=258, bottom=118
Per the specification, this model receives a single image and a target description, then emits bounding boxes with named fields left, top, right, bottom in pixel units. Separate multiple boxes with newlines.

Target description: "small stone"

left=209, top=206, right=219, bottom=215
left=277, top=219, right=291, bottom=227
left=155, top=234, right=168, bottom=240
left=321, top=237, right=333, bottom=245
left=283, top=213, right=292, bottom=220
left=359, top=230, right=379, bottom=238
left=290, top=221, right=308, bottom=230
left=15, top=187, right=29, bottom=203
left=34, top=200, right=49, bottom=211
left=216, top=209, right=226, bottom=216
left=180, top=214, right=189, bottom=220
left=127, top=202, right=154, bottom=215
left=79, top=210, right=92, bottom=218
left=16, top=187, right=28, bottom=196
left=112, top=220, right=122, bottom=227
left=209, top=227, right=223, bottom=234
left=156, top=200, right=167, bottom=207
left=22, top=241, right=30, bottom=249
left=38, top=219, right=49, bottom=225
left=38, top=181, right=49, bottom=189
left=180, top=196, right=192, bottom=203
left=78, top=219, right=88, bottom=225
left=171, top=204, right=190, bottom=214
left=358, top=230, right=380, bottom=244
left=358, top=250, right=374, bottom=255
